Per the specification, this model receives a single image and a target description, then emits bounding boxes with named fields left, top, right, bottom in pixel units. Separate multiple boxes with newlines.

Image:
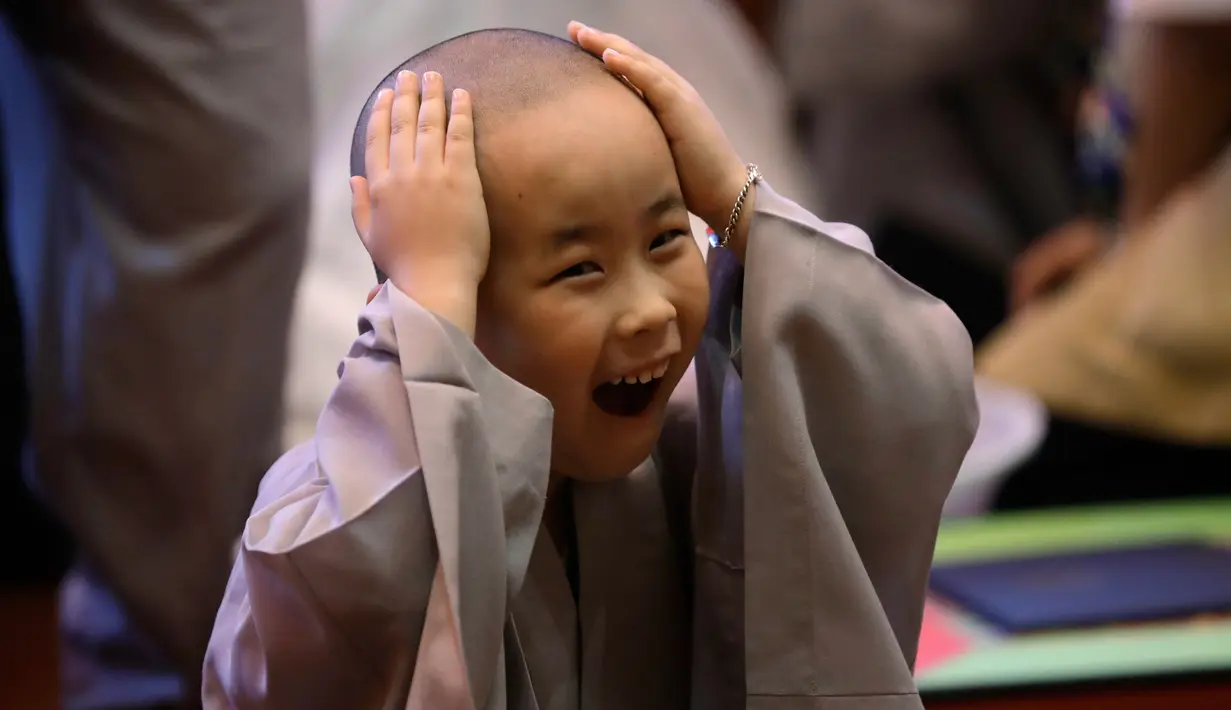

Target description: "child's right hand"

left=350, top=70, right=490, bottom=336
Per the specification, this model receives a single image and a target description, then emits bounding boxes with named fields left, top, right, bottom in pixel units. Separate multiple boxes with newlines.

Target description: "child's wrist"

left=706, top=164, right=758, bottom=263
left=703, top=165, right=750, bottom=234
left=390, top=266, right=481, bottom=338
left=726, top=183, right=756, bottom=263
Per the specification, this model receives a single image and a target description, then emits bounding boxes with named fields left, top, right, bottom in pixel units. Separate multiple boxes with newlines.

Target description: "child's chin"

left=557, top=440, right=658, bottom=484
left=564, top=466, right=638, bottom=484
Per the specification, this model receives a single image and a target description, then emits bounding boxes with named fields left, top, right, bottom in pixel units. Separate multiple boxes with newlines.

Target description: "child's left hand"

left=569, top=22, right=753, bottom=252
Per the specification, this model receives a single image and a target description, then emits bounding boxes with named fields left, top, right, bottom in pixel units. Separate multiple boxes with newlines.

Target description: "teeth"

left=612, top=361, right=669, bottom=386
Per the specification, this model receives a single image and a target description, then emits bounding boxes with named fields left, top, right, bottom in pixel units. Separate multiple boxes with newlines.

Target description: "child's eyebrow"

left=546, top=191, right=688, bottom=250
left=550, top=225, right=594, bottom=250
left=646, top=193, right=687, bottom=219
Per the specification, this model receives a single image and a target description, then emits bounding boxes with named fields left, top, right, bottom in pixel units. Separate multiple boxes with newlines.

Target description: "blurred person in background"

left=979, top=0, right=1231, bottom=508
left=1, top=1, right=310, bottom=708
left=761, top=0, right=1104, bottom=344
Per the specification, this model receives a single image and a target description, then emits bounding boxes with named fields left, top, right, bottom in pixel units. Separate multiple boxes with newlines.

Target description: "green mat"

left=919, top=499, right=1231, bottom=693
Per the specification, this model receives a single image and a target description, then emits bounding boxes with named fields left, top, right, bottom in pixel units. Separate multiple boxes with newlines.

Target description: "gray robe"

left=202, top=183, right=978, bottom=709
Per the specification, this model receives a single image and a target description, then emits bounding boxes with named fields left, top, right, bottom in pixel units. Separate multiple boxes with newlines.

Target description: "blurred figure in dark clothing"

left=767, top=0, right=1105, bottom=343
left=1, top=2, right=310, bottom=707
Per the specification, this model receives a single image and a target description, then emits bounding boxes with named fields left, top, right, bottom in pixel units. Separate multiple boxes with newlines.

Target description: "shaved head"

left=350, top=28, right=620, bottom=178
left=346, top=28, right=709, bottom=483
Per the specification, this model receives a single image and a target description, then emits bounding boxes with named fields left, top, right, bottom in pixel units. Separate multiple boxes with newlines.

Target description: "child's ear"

left=366, top=283, right=383, bottom=304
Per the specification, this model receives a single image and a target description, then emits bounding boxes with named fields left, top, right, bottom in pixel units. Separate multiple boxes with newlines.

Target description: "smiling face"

left=474, top=83, right=710, bottom=482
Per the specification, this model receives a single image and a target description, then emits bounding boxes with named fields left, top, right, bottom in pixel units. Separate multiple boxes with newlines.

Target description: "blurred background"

left=3, top=0, right=1231, bottom=708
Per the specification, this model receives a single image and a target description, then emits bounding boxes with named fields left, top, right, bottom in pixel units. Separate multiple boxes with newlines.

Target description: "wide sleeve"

left=731, top=183, right=979, bottom=701
left=201, top=284, right=553, bottom=709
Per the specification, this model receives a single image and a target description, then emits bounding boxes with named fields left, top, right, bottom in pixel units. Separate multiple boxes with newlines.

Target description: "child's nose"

left=617, top=284, right=677, bottom=339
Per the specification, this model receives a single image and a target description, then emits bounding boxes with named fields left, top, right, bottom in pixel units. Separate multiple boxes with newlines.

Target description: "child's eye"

left=553, top=261, right=601, bottom=281
left=651, top=229, right=689, bottom=251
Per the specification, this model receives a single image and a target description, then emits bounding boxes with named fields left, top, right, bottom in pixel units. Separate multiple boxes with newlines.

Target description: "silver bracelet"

left=711, top=163, right=762, bottom=249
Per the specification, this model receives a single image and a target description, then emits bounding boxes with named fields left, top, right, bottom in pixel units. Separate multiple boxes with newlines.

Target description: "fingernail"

left=375, top=88, right=392, bottom=103
left=424, top=71, right=440, bottom=87
left=452, top=88, right=465, bottom=101
left=396, top=70, right=410, bottom=88
left=603, top=48, right=620, bottom=59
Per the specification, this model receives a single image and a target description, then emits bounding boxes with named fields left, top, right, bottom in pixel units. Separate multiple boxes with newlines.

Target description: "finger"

left=1010, top=262, right=1058, bottom=312
left=570, top=23, right=685, bottom=90
left=1008, top=278, right=1032, bottom=313
left=389, top=70, right=420, bottom=169
left=570, top=23, right=646, bottom=63
left=601, top=49, right=675, bottom=112
left=366, top=284, right=382, bottom=305
left=567, top=20, right=586, bottom=44
left=350, top=176, right=372, bottom=242
left=417, top=71, right=447, bottom=164
left=364, top=88, right=394, bottom=179
left=1008, top=258, right=1038, bottom=312
left=445, top=88, right=476, bottom=168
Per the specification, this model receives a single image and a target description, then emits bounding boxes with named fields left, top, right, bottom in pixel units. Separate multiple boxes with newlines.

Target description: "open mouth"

left=592, top=378, right=662, bottom=417
left=591, top=361, right=669, bottom=417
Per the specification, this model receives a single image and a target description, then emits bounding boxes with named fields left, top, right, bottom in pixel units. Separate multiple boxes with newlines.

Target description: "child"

left=203, top=23, right=977, bottom=710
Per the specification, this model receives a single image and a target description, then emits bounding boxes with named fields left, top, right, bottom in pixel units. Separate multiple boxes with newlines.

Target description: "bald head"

left=350, top=28, right=620, bottom=178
